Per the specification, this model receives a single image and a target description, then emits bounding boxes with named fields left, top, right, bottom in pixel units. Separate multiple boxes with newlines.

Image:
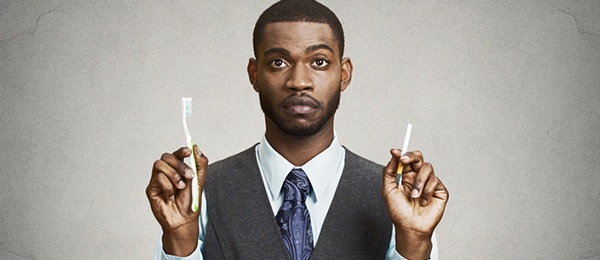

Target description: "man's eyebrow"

left=263, top=44, right=334, bottom=57
left=306, top=44, right=334, bottom=54
left=264, top=47, right=290, bottom=57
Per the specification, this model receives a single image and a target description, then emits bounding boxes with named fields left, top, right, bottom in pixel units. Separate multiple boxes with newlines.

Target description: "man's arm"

left=146, top=145, right=208, bottom=256
left=382, top=149, right=449, bottom=259
left=153, top=192, right=209, bottom=260
left=386, top=226, right=439, bottom=260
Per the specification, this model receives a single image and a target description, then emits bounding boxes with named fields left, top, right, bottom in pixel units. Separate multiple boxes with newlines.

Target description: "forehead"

left=258, top=22, right=339, bottom=56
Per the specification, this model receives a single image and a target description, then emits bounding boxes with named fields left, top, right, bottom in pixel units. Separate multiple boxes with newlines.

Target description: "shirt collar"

left=257, top=134, right=344, bottom=202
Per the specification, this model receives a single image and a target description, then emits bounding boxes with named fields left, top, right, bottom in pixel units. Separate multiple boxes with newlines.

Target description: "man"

left=147, top=0, right=449, bottom=259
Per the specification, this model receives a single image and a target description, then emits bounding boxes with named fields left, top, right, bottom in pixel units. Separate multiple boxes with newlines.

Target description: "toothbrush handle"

left=186, top=138, right=199, bottom=212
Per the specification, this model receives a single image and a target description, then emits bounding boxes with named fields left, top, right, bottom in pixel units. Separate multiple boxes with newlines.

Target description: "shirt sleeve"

left=153, top=240, right=202, bottom=260
left=386, top=225, right=439, bottom=260
left=152, top=192, right=208, bottom=260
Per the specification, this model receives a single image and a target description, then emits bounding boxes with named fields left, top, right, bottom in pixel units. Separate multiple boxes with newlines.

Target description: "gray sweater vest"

left=203, top=145, right=392, bottom=259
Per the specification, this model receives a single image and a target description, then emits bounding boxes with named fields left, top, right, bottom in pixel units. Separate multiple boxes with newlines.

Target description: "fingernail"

left=194, top=146, right=202, bottom=157
left=185, top=168, right=194, bottom=179
left=411, top=188, right=419, bottom=198
left=401, top=155, right=409, bottom=160
left=178, top=180, right=186, bottom=189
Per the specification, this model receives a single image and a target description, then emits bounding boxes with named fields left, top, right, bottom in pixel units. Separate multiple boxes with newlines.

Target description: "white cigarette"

left=401, top=123, right=412, bottom=156
left=397, top=123, right=412, bottom=174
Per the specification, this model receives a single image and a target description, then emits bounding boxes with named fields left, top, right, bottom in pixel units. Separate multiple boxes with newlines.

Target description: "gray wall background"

left=1, top=0, right=599, bottom=259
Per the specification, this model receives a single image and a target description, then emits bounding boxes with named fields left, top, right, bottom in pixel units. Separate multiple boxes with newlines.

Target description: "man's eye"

left=313, top=59, right=329, bottom=68
left=270, top=59, right=288, bottom=68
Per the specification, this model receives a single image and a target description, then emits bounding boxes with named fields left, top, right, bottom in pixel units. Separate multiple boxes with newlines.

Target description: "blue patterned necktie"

left=276, top=168, right=314, bottom=260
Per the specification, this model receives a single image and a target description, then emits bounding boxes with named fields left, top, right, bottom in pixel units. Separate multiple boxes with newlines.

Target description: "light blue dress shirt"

left=154, top=135, right=438, bottom=259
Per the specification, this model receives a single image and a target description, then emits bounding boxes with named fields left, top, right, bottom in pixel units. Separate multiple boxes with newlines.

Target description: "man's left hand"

left=382, top=149, right=449, bottom=259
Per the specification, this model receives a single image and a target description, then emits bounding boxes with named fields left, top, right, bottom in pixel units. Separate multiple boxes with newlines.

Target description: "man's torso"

left=202, top=145, right=392, bottom=259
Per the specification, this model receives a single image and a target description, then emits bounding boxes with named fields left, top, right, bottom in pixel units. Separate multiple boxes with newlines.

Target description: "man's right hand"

left=146, top=145, right=208, bottom=256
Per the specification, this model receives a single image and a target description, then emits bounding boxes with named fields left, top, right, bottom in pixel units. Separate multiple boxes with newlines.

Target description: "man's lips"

left=282, top=96, right=319, bottom=114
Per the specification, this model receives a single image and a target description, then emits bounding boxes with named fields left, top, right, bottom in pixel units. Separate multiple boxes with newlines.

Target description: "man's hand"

left=382, top=149, right=449, bottom=259
left=146, top=145, right=208, bottom=256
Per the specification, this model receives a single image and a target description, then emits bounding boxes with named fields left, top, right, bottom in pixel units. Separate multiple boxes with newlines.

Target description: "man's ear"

left=247, top=58, right=259, bottom=92
left=340, top=57, right=353, bottom=92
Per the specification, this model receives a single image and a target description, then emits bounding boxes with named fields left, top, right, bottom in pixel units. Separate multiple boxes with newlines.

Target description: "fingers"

left=419, top=175, right=449, bottom=208
left=159, top=148, right=195, bottom=186
left=395, top=149, right=436, bottom=202
left=146, top=147, right=207, bottom=235
left=399, top=150, right=423, bottom=173
left=409, top=162, right=434, bottom=199
left=146, top=164, right=178, bottom=208
left=153, top=158, right=184, bottom=190
left=156, top=172, right=175, bottom=201
left=147, top=147, right=195, bottom=204
left=174, top=166, right=193, bottom=210
left=173, top=147, right=193, bottom=160
left=419, top=173, right=439, bottom=206
left=432, top=177, right=449, bottom=203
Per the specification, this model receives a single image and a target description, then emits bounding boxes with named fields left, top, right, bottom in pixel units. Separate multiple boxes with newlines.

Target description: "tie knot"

left=282, top=168, right=311, bottom=202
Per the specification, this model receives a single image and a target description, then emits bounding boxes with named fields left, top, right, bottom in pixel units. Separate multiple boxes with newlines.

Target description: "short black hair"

left=253, top=0, right=345, bottom=59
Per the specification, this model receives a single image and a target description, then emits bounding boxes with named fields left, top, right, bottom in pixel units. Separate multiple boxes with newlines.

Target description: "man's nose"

left=286, top=64, right=313, bottom=92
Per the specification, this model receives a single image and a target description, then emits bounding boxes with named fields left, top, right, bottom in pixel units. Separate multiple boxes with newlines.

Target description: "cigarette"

left=396, top=123, right=412, bottom=174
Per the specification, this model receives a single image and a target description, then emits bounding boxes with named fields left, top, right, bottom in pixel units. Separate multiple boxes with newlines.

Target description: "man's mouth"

left=282, top=95, right=319, bottom=115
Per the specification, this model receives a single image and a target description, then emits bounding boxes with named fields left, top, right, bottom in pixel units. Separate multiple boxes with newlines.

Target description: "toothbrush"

left=396, top=123, right=412, bottom=175
left=182, top=97, right=199, bottom=212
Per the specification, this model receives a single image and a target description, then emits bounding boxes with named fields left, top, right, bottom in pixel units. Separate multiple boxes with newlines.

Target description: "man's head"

left=248, top=1, right=352, bottom=139
left=253, top=0, right=345, bottom=60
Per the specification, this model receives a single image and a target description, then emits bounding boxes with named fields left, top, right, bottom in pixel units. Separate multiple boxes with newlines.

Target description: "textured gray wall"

left=1, top=0, right=599, bottom=259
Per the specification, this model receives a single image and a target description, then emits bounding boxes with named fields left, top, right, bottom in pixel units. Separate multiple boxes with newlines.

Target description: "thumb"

left=177, top=145, right=208, bottom=213
left=382, top=149, right=402, bottom=196
left=174, top=145, right=208, bottom=212
left=193, top=145, right=208, bottom=192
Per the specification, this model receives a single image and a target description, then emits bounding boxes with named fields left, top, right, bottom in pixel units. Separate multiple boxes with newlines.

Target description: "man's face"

left=248, top=22, right=352, bottom=137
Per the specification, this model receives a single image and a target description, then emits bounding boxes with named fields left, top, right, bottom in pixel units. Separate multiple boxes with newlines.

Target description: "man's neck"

left=265, top=122, right=335, bottom=166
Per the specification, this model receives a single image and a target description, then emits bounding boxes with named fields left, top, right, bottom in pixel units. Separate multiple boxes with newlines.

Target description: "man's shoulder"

left=207, top=144, right=259, bottom=174
left=343, top=147, right=384, bottom=170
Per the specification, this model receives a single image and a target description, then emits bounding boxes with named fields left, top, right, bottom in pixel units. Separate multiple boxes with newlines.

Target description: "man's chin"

left=277, top=122, right=323, bottom=137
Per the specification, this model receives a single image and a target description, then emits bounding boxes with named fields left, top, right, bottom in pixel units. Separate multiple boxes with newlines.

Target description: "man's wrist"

left=162, top=222, right=199, bottom=257
left=395, top=228, right=432, bottom=260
